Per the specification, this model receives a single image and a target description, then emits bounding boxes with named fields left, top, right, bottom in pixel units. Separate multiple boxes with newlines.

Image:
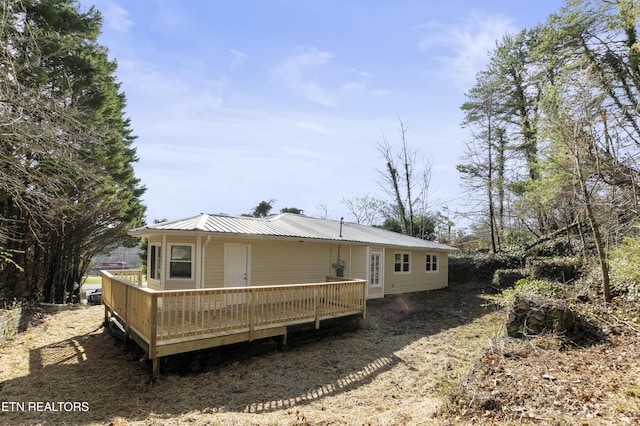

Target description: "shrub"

left=517, top=278, right=569, bottom=299
left=448, top=256, right=475, bottom=283
left=528, top=238, right=575, bottom=257
left=449, top=253, right=523, bottom=283
left=527, top=257, right=581, bottom=282
left=492, top=269, right=528, bottom=287
left=609, top=236, right=640, bottom=296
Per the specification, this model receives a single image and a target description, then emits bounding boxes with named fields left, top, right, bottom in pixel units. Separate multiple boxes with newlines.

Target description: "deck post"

left=123, top=284, right=130, bottom=346
left=314, top=286, right=320, bottom=329
left=103, top=274, right=111, bottom=326
left=362, top=280, right=367, bottom=319
left=249, top=288, right=255, bottom=341
left=152, top=357, right=160, bottom=378
left=149, top=292, right=159, bottom=376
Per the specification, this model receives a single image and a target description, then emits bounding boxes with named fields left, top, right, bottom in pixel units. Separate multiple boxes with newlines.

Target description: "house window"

left=370, top=252, right=382, bottom=287
left=149, top=245, right=161, bottom=280
left=394, top=252, right=410, bottom=273
left=169, top=244, right=193, bottom=279
left=426, top=254, right=438, bottom=272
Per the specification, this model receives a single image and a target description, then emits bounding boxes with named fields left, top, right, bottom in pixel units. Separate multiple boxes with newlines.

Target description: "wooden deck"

left=101, top=270, right=366, bottom=376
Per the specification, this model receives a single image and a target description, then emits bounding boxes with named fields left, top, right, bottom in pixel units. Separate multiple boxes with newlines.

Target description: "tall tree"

left=535, top=0, right=640, bottom=302
left=546, top=0, right=640, bottom=143
left=0, top=0, right=145, bottom=302
left=377, top=118, right=433, bottom=238
left=543, top=0, right=640, bottom=210
left=245, top=200, right=275, bottom=218
left=459, top=70, right=508, bottom=252
left=540, top=64, right=614, bottom=302
left=459, top=26, right=561, bottom=248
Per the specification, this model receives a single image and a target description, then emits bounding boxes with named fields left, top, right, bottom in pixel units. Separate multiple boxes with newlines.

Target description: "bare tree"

left=341, top=194, right=385, bottom=225
left=315, top=203, right=330, bottom=219
left=377, top=118, right=433, bottom=237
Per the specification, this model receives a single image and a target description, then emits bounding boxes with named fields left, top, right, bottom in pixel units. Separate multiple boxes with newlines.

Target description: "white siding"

left=382, top=248, right=448, bottom=295
left=146, top=233, right=449, bottom=297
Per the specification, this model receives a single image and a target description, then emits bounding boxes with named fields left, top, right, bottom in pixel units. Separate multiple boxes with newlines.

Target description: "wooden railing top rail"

left=149, top=279, right=366, bottom=295
left=101, top=270, right=364, bottom=295
left=102, top=270, right=150, bottom=290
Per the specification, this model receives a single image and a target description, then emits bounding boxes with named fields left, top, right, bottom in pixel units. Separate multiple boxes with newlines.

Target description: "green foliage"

left=380, top=214, right=436, bottom=240
left=0, top=0, right=145, bottom=302
left=245, top=200, right=275, bottom=218
left=448, top=253, right=523, bottom=283
left=492, top=269, right=528, bottom=287
left=500, top=278, right=569, bottom=305
left=138, top=237, right=149, bottom=276
left=280, top=207, right=304, bottom=215
left=1, top=249, right=24, bottom=273
left=527, top=257, right=581, bottom=282
left=609, top=236, right=640, bottom=295
left=137, top=219, right=167, bottom=276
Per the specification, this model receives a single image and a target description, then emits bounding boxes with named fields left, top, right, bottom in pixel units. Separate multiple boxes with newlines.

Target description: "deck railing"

left=101, top=270, right=366, bottom=370
left=104, top=269, right=143, bottom=286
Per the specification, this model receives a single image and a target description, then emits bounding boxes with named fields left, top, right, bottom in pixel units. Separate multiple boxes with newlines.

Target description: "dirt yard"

left=1, top=281, right=638, bottom=425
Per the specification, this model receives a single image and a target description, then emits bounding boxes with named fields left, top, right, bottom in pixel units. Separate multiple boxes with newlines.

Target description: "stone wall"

left=506, top=294, right=575, bottom=338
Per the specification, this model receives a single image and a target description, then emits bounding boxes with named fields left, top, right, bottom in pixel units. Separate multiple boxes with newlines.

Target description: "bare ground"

left=1, top=281, right=638, bottom=425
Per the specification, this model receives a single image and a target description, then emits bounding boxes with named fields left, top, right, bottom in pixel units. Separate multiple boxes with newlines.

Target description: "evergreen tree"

left=0, top=0, right=145, bottom=302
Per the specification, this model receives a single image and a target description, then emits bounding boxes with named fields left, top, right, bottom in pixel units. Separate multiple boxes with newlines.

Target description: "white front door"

left=369, top=251, right=383, bottom=291
left=224, top=244, right=249, bottom=287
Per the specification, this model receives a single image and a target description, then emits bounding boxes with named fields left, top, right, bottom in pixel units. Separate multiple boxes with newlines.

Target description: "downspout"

left=201, top=235, right=211, bottom=288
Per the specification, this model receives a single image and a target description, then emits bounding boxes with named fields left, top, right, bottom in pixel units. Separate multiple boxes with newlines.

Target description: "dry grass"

left=5, top=279, right=638, bottom=425
left=0, top=281, right=498, bottom=425
left=444, top=290, right=640, bottom=425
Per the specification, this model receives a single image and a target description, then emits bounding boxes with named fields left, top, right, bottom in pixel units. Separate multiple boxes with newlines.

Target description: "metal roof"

left=129, top=213, right=456, bottom=251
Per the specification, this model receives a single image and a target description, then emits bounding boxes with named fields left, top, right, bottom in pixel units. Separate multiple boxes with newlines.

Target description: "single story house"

left=129, top=213, right=457, bottom=299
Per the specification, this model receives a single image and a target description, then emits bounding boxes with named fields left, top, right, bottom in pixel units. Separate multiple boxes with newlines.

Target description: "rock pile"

left=506, top=294, right=575, bottom=338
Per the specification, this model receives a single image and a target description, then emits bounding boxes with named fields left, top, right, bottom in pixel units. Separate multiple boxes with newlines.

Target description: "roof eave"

left=129, top=228, right=457, bottom=251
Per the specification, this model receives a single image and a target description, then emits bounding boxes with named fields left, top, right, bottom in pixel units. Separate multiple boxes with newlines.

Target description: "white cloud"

left=342, top=82, right=366, bottom=93
left=229, top=49, right=248, bottom=68
left=418, top=12, right=517, bottom=91
left=291, top=120, right=334, bottom=134
left=117, top=59, right=227, bottom=117
left=103, top=2, right=133, bottom=33
left=372, top=89, right=392, bottom=97
left=275, top=48, right=338, bottom=106
left=274, top=47, right=373, bottom=107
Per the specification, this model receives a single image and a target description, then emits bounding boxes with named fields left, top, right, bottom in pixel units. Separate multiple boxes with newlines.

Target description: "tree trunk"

left=575, top=143, right=612, bottom=303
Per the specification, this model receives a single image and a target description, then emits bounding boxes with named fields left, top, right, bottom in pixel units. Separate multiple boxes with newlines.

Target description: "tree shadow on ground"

left=0, top=280, right=499, bottom=424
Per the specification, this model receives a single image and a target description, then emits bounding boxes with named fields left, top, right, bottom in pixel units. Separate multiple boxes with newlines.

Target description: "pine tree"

left=0, top=0, right=145, bottom=302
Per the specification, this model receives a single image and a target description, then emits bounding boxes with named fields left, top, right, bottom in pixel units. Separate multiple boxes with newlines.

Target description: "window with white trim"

left=149, top=244, right=161, bottom=280
left=370, top=252, right=382, bottom=287
left=394, top=252, right=410, bottom=273
left=425, top=253, right=438, bottom=272
left=169, top=244, right=193, bottom=279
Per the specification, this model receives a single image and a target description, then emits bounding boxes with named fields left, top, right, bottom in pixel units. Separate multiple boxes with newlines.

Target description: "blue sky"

left=82, top=0, right=566, bottom=228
